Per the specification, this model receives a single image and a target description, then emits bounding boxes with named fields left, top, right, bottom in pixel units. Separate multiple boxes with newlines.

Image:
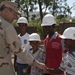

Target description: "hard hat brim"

left=29, top=39, right=41, bottom=42
left=60, top=35, right=75, bottom=40
left=60, top=35, right=67, bottom=39
left=41, top=23, right=55, bottom=26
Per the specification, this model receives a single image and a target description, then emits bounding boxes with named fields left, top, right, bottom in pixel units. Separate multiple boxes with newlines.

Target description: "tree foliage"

left=1, top=0, right=75, bottom=39
left=14, top=0, right=72, bottom=21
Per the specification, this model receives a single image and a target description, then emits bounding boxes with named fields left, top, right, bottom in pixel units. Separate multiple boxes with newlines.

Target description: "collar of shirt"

left=18, top=32, right=28, bottom=37
left=47, top=32, right=58, bottom=41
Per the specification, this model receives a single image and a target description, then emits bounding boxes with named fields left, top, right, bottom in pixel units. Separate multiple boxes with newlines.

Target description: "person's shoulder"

left=25, top=33, right=30, bottom=37
left=0, top=17, right=8, bottom=27
left=26, top=33, right=30, bottom=35
left=6, top=23, right=15, bottom=31
left=57, top=33, right=62, bottom=39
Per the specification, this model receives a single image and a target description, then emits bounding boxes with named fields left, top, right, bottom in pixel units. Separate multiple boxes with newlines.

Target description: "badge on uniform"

left=24, top=39, right=27, bottom=44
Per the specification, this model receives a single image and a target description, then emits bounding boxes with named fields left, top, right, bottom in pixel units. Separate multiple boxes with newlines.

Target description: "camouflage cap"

left=0, top=1, right=20, bottom=14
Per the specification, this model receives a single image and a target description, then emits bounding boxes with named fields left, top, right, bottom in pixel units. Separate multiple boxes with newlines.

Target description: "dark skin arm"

left=47, top=68, right=64, bottom=74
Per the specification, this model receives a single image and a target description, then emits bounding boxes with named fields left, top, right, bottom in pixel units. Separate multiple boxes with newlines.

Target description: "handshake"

left=37, top=62, right=63, bottom=75
left=37, top=62, right=54, bottom=74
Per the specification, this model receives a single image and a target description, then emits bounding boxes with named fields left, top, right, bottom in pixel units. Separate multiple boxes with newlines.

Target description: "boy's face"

left=43, top=25, right=55, bottom=36
left=30, top=41, right=39, bottom=50
left=18, top=23, right=27, bottom=33
left=64, top=39, right=75, bottom=49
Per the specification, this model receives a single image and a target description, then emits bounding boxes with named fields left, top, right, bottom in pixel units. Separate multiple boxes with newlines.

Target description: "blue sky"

left=67, top=0, right=75, bottom=17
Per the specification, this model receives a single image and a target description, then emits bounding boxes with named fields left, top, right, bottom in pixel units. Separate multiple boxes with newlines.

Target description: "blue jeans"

left=17, top=63, right=30, bottom=75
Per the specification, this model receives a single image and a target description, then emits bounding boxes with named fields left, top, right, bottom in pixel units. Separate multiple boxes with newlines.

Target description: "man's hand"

left=33, top=59, right=50, bottom=74
left=37, top=62, right=50, bottom=74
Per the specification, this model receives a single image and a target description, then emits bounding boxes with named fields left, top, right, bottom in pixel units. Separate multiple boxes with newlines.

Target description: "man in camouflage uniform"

left=0, top=1, right=48, bottom=75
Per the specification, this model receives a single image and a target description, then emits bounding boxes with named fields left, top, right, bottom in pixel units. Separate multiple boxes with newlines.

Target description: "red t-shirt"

left=45, top=34, right=62, bottom=68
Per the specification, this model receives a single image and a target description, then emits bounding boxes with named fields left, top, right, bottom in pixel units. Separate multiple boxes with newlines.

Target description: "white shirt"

left=16, top=33, right=30, bottom=64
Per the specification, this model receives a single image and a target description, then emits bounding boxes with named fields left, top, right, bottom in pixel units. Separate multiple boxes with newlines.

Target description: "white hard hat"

left=41, top=14, right=56, bottom=26
left=60, top=27, right=75, bottom=40
left=29, top=33, right=41, bottom=41
left=17, top=17, right=28, bottom=25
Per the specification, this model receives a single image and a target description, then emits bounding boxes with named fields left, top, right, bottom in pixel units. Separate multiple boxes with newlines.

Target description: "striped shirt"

left=59, top=48, right=75, bottom=75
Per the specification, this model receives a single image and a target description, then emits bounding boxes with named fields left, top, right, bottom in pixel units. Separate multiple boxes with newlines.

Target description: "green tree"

left=42, top=0, right=71, bottom=17
left=38, top=0, right=43, bottom=22
left=15, top=0, right=39, bottom=21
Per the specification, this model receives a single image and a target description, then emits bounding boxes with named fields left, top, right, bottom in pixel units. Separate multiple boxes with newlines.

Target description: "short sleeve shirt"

left=59, top=48, right=75, bottom=75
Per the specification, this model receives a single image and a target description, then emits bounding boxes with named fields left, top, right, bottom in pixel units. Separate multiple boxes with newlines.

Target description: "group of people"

left=0, top=1, right=75, bottom=75
left=0, top=1, right=47, bottom=75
